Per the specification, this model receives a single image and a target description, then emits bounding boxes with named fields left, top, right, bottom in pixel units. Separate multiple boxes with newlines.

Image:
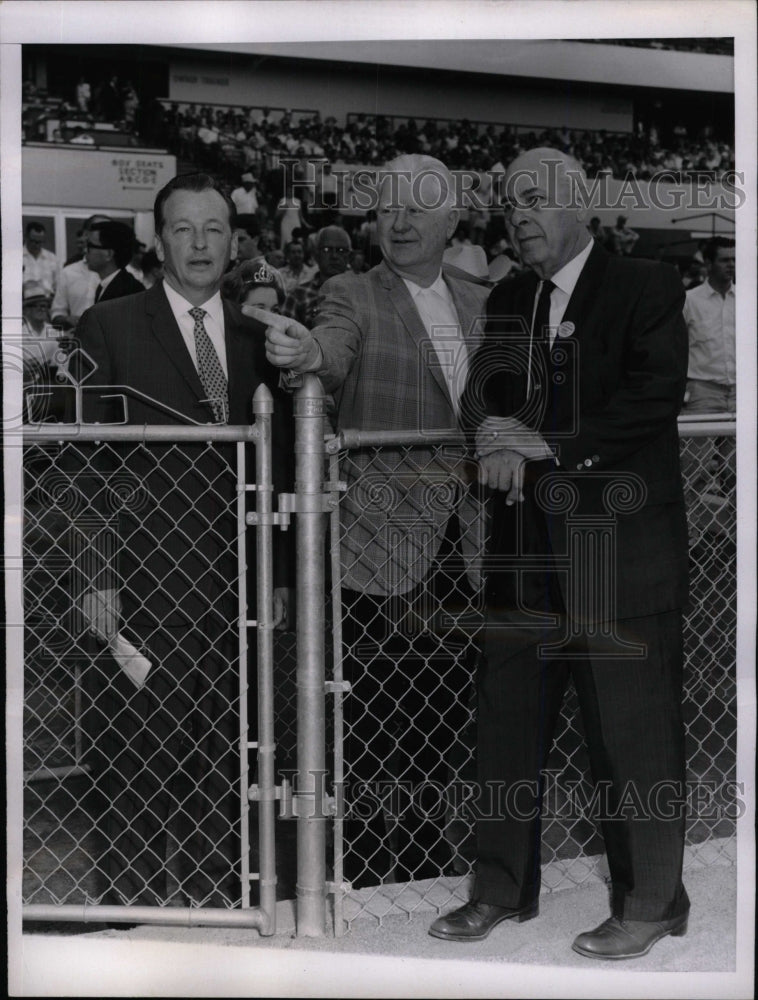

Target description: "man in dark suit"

left=84, top=220, right=145, bottom=303
left=430, top=149, right=690, bottom=959
left=75, top=173, right=289, bottom=908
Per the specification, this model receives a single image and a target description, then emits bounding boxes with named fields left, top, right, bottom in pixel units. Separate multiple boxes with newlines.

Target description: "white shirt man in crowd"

left=682, top=237, right=736, bottom=413
left=51, top=215, right=110, bottom=329
left=23, top=223, right=60, bottom=296
left=230, top=173, right=259, bottom=217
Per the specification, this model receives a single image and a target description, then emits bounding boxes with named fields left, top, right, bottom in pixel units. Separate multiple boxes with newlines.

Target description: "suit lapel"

left=559, top=242, right=609, bottom=338
left=146, top=283, right=207, bottom=405
left=378, top=262, right=453, bottom=405
left=223, top=299, right=250, bottom=424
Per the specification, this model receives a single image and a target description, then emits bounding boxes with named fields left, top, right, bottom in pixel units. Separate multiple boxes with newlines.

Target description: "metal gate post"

left=294, top=376, right=328, bottom=936
left=251, top=384, right=277, bottom=933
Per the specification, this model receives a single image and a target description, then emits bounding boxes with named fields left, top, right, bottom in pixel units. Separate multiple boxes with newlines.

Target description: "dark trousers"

left=474, top=609, right=690, bottom=922
left=340, top=517, right=480, bottom=887
left=82, top=614, right=242, bottom=907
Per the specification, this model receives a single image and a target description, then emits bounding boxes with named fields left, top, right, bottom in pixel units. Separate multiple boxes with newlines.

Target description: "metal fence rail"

left=20, top=408, right=280, bottom=931
left=320, top=415, right=737, bottom=933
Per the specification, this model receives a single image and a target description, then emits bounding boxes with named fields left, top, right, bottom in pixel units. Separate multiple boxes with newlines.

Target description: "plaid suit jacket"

left=311, top=260, right=489, bottom=595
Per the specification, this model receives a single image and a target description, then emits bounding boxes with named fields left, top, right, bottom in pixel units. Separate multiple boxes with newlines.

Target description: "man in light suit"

left=261, top=155, right=488, bottom=886
left=75, top=173, right=290, bottom=908
left=430, top=149, right=690, bottom=959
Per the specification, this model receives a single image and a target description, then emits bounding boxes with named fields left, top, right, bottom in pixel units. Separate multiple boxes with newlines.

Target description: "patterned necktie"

left=189, top=307, right=228, bottom=423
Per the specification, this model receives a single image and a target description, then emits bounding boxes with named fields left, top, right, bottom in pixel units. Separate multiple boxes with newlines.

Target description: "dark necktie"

left=94, top=283, right=103, bottom=303
left=189, top=307, right=228, bottom=423
left=530, top=279, right=555, bottom=401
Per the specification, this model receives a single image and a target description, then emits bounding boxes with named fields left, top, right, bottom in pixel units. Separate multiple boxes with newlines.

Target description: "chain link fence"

left=19, top=417, right=280, bottom=931
left=15, top=405, right=737, bottom=937
left=326, top=421, right=737, bottom=932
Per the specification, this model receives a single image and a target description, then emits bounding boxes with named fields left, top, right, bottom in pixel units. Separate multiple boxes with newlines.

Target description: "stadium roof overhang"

left=174, top=39, right=734, bottom=93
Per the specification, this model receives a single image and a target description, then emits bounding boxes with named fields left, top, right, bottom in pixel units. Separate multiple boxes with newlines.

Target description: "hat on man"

left=442, top=245, right=492, bottom=286
left=23, top=280, right=51, bottom=305
left=241, top=172, right=255, bottom=183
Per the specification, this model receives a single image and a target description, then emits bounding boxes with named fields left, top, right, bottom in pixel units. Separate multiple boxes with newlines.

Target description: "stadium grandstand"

left=22, top=38, right=735, bottom=268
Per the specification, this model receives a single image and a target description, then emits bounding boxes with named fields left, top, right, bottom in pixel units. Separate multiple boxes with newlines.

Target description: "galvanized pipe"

left=22, top=903, right=267, bottom=928
left=293, top=376, right=328, bottom=937
left=329, top=419, right=735, bottom=451
left=252, top=384, right=277, bottom=935
left=21, top=424, right=258, bottom=443
left=236, top=439, right=252, bottom=913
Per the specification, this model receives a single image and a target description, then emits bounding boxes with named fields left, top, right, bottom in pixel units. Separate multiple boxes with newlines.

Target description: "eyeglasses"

left=319, top=246, right=349, bottom=256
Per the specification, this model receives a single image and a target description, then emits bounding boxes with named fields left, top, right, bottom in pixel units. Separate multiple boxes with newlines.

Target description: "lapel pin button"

left=557, top=321, right=575, bottom=338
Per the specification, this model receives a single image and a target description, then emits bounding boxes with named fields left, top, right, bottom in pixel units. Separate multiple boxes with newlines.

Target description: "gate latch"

left=249, top=776, right=337, bottom=819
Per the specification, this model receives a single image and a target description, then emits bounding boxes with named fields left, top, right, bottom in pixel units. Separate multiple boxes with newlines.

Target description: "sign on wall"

left=23, top=146, right=177, bottom=211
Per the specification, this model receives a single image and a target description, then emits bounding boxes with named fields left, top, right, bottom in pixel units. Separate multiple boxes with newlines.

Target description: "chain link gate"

left=19, top=386, right=281, bottom=931
left=310, top=396, right=738, bottom=935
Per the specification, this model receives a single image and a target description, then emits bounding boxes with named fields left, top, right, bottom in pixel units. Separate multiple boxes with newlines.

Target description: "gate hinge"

left=325, top=680, right=351, bottom=695
left=326, top=880, right=352, bottom=895
left=245, top=492, right=293, bottom=529
left=274, top=489, right=343, bottom=515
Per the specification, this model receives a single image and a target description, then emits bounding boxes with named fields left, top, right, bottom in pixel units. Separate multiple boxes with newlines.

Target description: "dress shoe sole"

left=428, top=901, right=538, bottom=942
left=571, top=917, right=688, bottom=960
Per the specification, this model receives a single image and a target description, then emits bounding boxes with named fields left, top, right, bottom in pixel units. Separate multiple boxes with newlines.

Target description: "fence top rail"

left=20, top=424, right=258, bottom=444
left=329, top=417, right=735, bottom=452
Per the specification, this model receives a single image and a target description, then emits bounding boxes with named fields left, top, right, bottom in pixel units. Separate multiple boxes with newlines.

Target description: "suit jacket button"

left=592, top=454, right=600, bottom=463
left=584, top=458, right=592, bottom=467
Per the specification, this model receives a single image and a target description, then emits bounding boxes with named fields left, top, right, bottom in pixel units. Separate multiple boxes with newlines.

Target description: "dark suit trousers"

left=82, top=610, right=241, bottom=908
left=474, top=609, right=690, bottom=922
left=340, top=515, right=479, bottom=886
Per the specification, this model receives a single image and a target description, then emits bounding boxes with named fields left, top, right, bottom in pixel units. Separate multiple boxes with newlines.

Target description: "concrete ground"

left=15, top=858, right=754, bottom=999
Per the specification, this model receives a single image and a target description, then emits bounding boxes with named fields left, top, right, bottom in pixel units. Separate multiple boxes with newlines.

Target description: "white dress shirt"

left=161, top=281, right=228, bottom=378
left=531, top=238, right=595, bottom=344
left=23, top=247, right=60, bottom=296
left=683, top=280, right=735, bottom=385
left=402, top=272, right=468, bottom=414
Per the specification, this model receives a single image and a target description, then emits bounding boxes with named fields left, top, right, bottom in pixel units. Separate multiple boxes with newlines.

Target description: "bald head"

left=376, top=154, right=459, bottom=285
left=502, top=147, right=592, bottom=280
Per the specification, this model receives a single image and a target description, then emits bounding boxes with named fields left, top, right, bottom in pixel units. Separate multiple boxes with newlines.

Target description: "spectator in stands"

left=222, top=257, right=286, bottom=313
left=70, top=126, right=95, bottom=146
left=587, top=216, right=608, bottom=247
left=21, top=281, right=66, bottom=422
left=23, top=222, right=59, bottom=296
left=682, top=237, right=735, bottom=413
left=348, top=248, right=367, bottom=274
left=230, top=172, right=260, bottom=226
left=122, top=81, right=139, bottom=132
left=75, top=75, right=91, bottom=114
left=278, top=240, right=317, bottom=295
left=276, top=178, right=307, bottom=249
left=259, top=153, right=487, bottom=888
left=609, top=214, right=640, bottom=256
left=233, top=225, right=261, bottom=262
left=282, top=225, right=351, bottom=328
left=139, top=248, right=163, bottom=289
left=84, top=221, right=145, bottom=303
left=51, top=214, right=110, bottom=329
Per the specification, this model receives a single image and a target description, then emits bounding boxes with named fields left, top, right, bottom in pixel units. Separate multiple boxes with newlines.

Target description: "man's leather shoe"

left=572, top=914, right=688, bottom=960
left=429, top=898, right=538, bottom=941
